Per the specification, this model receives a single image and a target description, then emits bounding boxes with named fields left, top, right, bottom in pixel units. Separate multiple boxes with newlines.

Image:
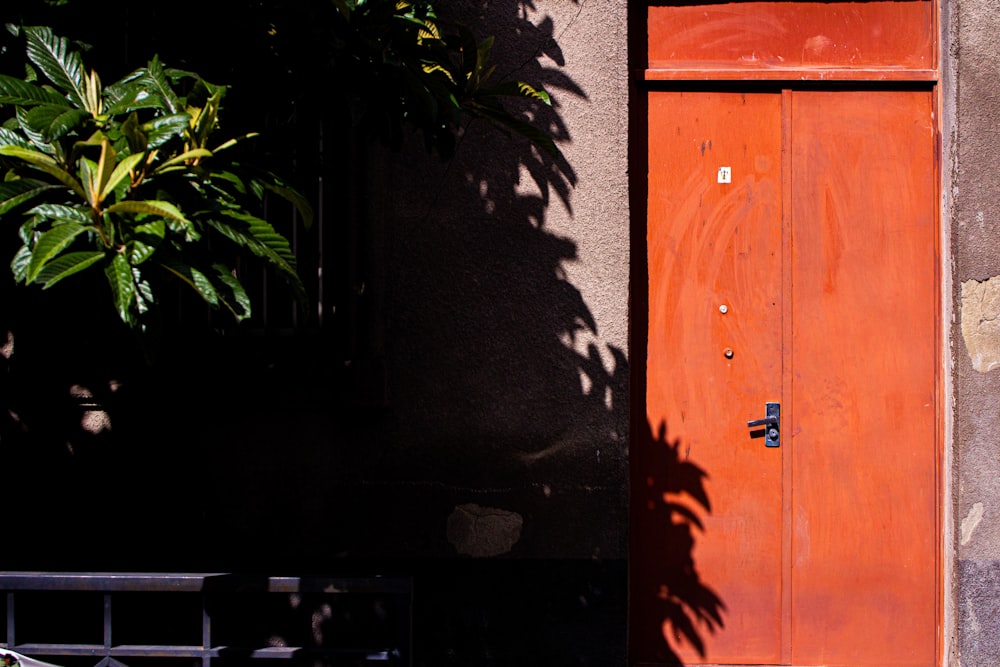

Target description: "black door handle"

left=747, top=402, right=780, bottom=447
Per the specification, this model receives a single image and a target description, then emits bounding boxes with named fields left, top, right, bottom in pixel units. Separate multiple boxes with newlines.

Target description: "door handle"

left=747, top=402, right=780, bottom=448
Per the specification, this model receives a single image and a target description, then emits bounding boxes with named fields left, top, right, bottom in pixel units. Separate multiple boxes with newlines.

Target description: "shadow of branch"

left=631, top=419, right=726, bottom=663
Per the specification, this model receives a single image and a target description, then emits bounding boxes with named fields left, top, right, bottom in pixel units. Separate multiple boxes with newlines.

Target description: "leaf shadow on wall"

left=353, top=0, right=627, bottom=560
left=630, top=419, right=726, bottom=664
left=0, top=4, right=632, bottom=664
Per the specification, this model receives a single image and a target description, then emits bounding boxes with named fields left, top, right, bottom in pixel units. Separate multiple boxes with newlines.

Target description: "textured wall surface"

left=952, top=0, right=1000, bottom=662
left=377, top=0, right=631, bottom=561
left=0, top=2, right=632, bottom=665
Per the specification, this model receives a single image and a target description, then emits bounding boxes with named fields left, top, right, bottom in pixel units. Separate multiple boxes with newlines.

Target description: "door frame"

left=626, top=1, right=951, bottom=663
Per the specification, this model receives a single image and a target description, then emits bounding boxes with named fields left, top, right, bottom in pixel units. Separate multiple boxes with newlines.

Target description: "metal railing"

left=1, top=572, right=412, bottom=666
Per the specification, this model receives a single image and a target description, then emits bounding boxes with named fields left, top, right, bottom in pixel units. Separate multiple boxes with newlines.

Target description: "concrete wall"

left=375, top=0, right=630, bottom=562
left=0, top=1, right=633, bottom=665
left=950, top=0, right=1000, bottom=663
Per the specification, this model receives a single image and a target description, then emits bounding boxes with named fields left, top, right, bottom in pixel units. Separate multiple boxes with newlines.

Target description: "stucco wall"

left=375, top=0, right=631, bottom=562
left=951, top=0, right=1000, bottom=663
left=0, top=2, right=632, bottom=664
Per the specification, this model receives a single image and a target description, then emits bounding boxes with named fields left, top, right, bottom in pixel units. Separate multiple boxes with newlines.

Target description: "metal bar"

left=12, top=644, right=116, bottom=655
left=14, top=642, right=408, bottom=659
left=14, top=644, right=215, bottom=657
left=0, top=573, right=414, bottom=664
left=317, top=121, right=325, bottom=328
left=0, top=573, right=227, bottom=592
left=202, top=592, right=211, bottom=667
left=317, top=173, right=325, bottom=327
left=397, top=582, right=413, bottom=667
left=103, top=594, right=111, bottom=653
left=291, top=199, right=299, bottom=328
left=0, top=573, right=411, bottom=593
left=5, top=592, right=13, bottom=647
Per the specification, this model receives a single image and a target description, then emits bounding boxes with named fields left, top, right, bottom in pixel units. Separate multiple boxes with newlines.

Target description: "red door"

left=631, top=88, right=938, bottom=666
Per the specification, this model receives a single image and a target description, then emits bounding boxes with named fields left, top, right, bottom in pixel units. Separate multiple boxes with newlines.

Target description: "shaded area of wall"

left=0, top=1, right=630, bottom=664
left=952, top=0, right=1000, bottom=662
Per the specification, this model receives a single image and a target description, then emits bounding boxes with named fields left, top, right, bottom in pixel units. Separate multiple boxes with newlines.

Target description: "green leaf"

left=152, top=148, right=211, bottom=172
left=34, top=249, right=103, bottom=287
left=0, top=178, right=60, bottom=215
left=141, top=112, right=191, bottom=149
left=24, top=26, right=88, bottom=110
left=453, top=25, right=480, bottom=84
left=212, top=132, right=258, bottom=154
left=159, top=259, right=218, bottom=307
left=210, top=262, right=251, bottom=320
left=17, top=217, right=39, bottom=244
left=23, top=104, right=89, bottom=141
left=0, top=145, right=88, bottom=200
left=104, top=252, right=137, bottom=326
left=197, top=168, right=249, bottom=197
left=119, top=112, right=147, bottom=154
left=25, top=220, right=89, bottom=283
left=26, top=203, right=91, bottom=224
left=0, top=74, right=67, bottom=106
left=420, top=62, right=456, bottom=84
left=0, top=127, right=32, bottom=149
left=480, top=80, right=552, bottom=106
left=330, top=0, right=354, bottom=21
left=205, top=211, right=306, bottom=305
left=189, top=88, right=222, bottom=149
left=126, top=218, right=165, bottom=264
left=164, top=67, right=204, bottom=87
left=137, top=56, right=182, bottom=114
left=166, top=216, right=200, bottom=243
left=102, top=151, right=144, bottom=199
left=208, top=211, right=297, bottom=272
left=91, top=137, right=118, bottom=204
left=261, top=181, right=315, bottom=230
left=85, top=68, right=101, bottom=117
left=15, top=106, right=57, bottom=153
left=104, top=199, right=191, bottom=225
left=104, top=78, right=167, bottom=115
left=10, top=243, right=31, bottom=282
left=78, top=155, right=97, bottom=205
left=474, top=36, right=495, bottom=85
left=133, top=267, right=155, bottom=317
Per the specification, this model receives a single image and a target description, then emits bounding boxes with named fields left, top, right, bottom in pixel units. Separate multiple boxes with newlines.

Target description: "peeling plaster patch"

left=961, top=502, right=985, bottom=546
left=446, top=503, right=523, bottom=557
left=966, top=596, right=981, bottom=636
left=961, top=276, right=1000, bottom=371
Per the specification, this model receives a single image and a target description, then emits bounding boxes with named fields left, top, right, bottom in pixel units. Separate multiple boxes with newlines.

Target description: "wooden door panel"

left=639, top=91, right=784, bottom=664
left=788, top=90, right=937, bottom=667
left=635, top=89, right=938, bottom=666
